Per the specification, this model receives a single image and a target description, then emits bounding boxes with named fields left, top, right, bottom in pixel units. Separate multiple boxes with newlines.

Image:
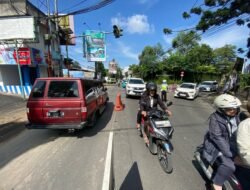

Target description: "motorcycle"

left=139, top=101, right=174, bottom=173
left=194, top=146, right=243, bottom=190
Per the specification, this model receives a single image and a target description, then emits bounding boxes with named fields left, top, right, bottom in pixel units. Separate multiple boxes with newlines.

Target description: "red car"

left=26, top=78, right=108, bottom=130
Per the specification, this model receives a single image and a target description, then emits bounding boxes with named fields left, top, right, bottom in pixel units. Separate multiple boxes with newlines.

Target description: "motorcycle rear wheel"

left=157, top=145, right=173, bottom=173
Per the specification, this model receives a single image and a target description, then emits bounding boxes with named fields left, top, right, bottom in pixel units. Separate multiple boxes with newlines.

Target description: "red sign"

left=13, top=47, right=31, bottom=65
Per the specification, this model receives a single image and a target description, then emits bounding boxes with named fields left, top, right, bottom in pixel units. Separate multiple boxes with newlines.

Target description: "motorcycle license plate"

left=155, top=120, right=171, bottom=127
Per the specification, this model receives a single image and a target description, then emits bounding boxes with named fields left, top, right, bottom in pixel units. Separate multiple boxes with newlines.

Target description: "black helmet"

left=147, top=82, right=157, bottom=92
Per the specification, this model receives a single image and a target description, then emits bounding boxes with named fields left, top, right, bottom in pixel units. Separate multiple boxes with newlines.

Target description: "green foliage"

left=163, top=28, right=172, bottom=34
left=182, top=12, right=190, bottom=19
left=213, top=45, right=237, bottom=73
left=240, top=74, right=250, bottom=88
left=171, top=31, right=201, bottom=54
left=187, top=0, right=250, bottom=57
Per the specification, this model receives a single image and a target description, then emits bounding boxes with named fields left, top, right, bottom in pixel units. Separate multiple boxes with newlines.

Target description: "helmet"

left=163, top=80, right=167, bottom=83
left=147, top=82, right=157, bottom=92
left=214, top=94, right=241, bottom=110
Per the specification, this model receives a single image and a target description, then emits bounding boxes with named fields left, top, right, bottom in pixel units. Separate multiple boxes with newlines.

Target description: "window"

left=31, top=80, right=46, bottom=98
left=48, top=81, right=79, bottom=98
left=129, top=79, right=144, bottom=84
left=180, top=84, right=195, bottom=89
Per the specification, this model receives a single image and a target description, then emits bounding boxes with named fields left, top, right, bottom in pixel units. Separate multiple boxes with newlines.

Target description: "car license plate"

left=155, top=120, right=171, bottom=127
left=48, top=111, right=61, bottom=117
left=179, top=93, right=186, bottom=97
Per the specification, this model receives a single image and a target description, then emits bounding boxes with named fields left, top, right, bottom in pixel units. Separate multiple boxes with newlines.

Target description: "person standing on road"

left=161, top=79, right=168, bottom=102
left=202, top=94, right=241, bottom=190
left=140, top=82, right=172, bottom=146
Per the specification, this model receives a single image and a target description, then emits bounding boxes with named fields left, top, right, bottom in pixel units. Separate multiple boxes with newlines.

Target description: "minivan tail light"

left=81, top=107, right=87, bottom=121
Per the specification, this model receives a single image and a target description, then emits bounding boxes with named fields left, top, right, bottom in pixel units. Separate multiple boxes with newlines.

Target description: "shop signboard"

left=0, top=47, right=42, bottom=65
left=0, top=16, right=36, bottom=40
left=84, top=30, right=106, bottom=62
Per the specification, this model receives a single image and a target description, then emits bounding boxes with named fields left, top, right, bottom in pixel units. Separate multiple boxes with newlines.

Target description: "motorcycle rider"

left=202, top=94, right=241, bottom=190
left=140, top=82, right=172, bottom=145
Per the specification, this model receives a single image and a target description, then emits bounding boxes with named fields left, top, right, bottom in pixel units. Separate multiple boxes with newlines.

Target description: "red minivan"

left=26, top=78, right=108, bottom=130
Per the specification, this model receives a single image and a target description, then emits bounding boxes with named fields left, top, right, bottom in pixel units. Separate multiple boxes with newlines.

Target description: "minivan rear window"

left=48, top=81, right=79, bottom=98
left=31, top=80, right=46, bottom=98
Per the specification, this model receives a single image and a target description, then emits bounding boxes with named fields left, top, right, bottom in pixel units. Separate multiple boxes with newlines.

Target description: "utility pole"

left=15, top=40, right=25, bottom=99
left=54, top=0, right=61, bottom=77
left=47, top=0, right=53, bottom=77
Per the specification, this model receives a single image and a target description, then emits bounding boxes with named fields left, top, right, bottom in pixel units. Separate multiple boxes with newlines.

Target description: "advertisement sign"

left=0, top=48, right=42, bottom=65
left=84, top=30, right=106, bottom=62
left=14, top=47, right=31, bottom=65
left=109, top=59, right=117, bottom=74
left=0, top=16, right=36, bottom=40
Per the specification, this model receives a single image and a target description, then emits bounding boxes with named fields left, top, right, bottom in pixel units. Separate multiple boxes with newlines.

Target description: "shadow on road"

left=120, top=162, right=143, bottom=190
left=0, top=102, right=114, bottom=169
left=0, top=121, right=26, bottom=143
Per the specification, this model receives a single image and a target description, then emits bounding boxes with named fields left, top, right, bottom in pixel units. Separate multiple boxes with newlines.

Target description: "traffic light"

left=113, top=25, right=123, bottom=38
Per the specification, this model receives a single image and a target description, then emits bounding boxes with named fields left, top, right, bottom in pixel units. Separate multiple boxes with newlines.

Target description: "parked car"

left=174, top=82, right=199, bottom=100
left=121, top=79, right=127, bottom=88
left=126, top=78, right=146, bottom=98
left=198, top=81, right=218, bottom=92
left=26, top=78, right=109, bottom=130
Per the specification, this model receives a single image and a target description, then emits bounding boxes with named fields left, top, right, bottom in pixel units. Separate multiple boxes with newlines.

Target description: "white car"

left=126, top=78, right=146, bottom=98
left=174, top=82, right=199, bottom=100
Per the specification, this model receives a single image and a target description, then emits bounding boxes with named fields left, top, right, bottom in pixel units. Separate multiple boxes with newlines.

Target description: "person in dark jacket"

left=202, top=94, right=241, bottom=190
left=140, top=82, right=172, bottom=145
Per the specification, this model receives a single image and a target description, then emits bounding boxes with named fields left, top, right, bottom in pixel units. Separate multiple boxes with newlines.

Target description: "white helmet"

left=163, top=80, right=167, bottom=83
left=214, top=94, right=241, bottom=109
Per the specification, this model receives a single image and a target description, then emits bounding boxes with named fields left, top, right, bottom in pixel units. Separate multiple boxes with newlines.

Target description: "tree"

left=213, top=44, right=237, bottom=73
left=138, top=43, right=165, bottom=80
left=183, top=0, right=250, bottom=58
left=96, top=62, right=106, bottom=78
left=171, top=31, right=201, bottom=54
left=129, top=64, right=141, bottom=77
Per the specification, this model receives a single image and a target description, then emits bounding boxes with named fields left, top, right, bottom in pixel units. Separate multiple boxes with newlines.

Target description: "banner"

left=0, top=47, right=43, bottom=65
left=84, top=30, right=106, bottom=62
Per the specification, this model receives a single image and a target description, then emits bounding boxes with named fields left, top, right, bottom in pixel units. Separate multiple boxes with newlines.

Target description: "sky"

left=30, top=0, right=249, bottom=69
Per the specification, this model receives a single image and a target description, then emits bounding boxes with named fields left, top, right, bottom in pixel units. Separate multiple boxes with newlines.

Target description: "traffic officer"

left=161, top=79, right=168, bottom=102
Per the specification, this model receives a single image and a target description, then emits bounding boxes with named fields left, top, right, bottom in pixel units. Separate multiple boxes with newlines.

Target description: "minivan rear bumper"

left=25, top=122, right=87, bottom=129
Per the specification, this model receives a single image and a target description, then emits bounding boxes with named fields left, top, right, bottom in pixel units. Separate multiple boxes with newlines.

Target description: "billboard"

left=58, top=15, right=76, bottom=45
left=0, top=16, right=36, bottom=40
left=84, top=30, right=106, bottom=62
left=0, top=47, right=43, bottom=65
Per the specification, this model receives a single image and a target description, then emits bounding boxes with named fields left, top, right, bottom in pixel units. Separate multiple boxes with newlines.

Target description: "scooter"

left=139, top=102, right=174, bottom=173
left=194, top=145, right=243, bottom=190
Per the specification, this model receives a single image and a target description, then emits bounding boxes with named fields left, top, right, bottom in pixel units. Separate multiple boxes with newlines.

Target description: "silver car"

left=198, top=81, right=218, bottom=92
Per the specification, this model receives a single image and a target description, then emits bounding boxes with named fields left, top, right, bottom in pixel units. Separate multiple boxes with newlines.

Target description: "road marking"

left=102, top=111, right=116, bottom=190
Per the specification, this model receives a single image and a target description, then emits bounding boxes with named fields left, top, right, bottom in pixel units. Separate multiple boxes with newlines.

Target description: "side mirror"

left=167, top=101, right=173, bottom=107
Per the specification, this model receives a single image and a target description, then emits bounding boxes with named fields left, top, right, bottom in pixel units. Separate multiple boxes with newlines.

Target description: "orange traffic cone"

left=114, top=92, right=124, bottom=111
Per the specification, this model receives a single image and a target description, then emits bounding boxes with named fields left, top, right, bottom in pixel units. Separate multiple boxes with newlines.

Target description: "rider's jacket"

left=140, top=93, right=167, bottom=112
left=202, top=111, right=240, bottom=164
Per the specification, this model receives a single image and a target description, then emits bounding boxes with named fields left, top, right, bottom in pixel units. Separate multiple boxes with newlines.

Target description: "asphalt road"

left=0, top=88, right=235, bottom=190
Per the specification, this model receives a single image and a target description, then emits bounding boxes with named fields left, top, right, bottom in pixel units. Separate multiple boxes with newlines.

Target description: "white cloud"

left=201, top=25, right=249, bottom=49
left=111, top=14, right=154, bottom=34
left=117, top=41, right=139, bottom=61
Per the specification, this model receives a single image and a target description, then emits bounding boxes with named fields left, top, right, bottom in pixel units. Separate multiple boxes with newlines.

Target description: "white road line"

left=102, top=111, right=116, bottom=190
